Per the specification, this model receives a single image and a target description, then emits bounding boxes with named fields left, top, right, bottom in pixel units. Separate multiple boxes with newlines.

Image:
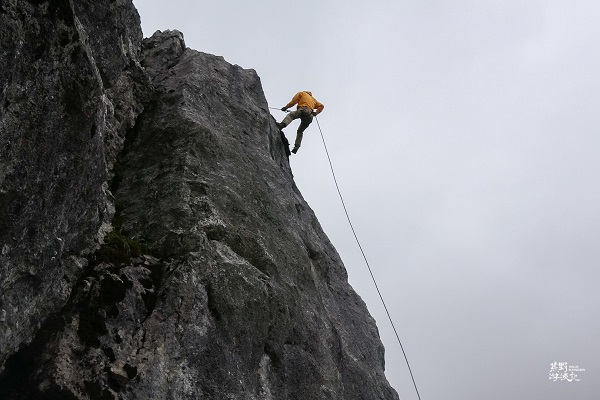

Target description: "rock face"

left=0, top=2, right=399, bottom=399
left=0, top=0, right=147, bottom=373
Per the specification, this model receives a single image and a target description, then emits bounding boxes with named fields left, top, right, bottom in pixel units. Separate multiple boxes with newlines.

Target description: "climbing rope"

left=269, top=106, right=290, bottom=113
left=314, top=116, right=423, bottom=400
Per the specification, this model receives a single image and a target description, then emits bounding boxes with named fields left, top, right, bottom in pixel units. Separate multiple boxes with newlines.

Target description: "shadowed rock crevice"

left=0, top=313, right=67, bottom=400
left=0, top=249, right=166, bottom=399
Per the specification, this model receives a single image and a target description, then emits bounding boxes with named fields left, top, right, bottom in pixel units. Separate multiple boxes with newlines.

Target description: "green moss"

left=93, top=231, right=152, bottom=266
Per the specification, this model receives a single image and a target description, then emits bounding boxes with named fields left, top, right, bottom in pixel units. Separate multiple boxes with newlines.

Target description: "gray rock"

left=0, top=0, right=147, bottom=368
left=0, top=3, right=399, bottom=399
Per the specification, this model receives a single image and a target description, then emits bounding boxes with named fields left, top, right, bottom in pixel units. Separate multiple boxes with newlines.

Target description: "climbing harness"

left=315, top=116, right=423, bottom=400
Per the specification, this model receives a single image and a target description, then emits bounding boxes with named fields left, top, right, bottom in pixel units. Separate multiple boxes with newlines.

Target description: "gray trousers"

left=281, top=107, right=314, bottom=147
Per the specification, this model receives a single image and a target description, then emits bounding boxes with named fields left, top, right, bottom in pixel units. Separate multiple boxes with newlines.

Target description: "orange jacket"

left=285, top=91, right=324, bottom=114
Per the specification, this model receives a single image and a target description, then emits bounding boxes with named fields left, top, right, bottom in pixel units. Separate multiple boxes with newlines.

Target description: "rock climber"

left=276, top=91, right=324, bottom=154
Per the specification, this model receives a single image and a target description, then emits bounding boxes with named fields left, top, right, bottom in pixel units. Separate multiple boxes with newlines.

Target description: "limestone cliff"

left=0, top=1, right=399, bottom=399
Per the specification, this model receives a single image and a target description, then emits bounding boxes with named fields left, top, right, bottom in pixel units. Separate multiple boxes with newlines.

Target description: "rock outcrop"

left=0, top=0, right=148, bottom=372
left=0, top=1, right=399, bottom=399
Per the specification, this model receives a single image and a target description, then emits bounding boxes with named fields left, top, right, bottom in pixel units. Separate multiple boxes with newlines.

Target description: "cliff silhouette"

left=0, top=1, right=399, bottom=399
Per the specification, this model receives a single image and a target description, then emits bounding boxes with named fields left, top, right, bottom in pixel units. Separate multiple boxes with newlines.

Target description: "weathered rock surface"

left=0, top=0, right=147, bottom=371
left=0, top=1, right=399, bottom=399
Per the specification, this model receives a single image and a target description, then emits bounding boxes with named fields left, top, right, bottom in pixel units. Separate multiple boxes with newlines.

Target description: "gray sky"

left=134, top=1, right=600, bottom=398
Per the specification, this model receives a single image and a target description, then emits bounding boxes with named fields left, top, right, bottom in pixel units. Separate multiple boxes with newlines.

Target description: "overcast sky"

left=134, top=1, right=600, bottom=398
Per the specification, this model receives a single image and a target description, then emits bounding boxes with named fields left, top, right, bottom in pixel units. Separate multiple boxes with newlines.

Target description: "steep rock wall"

left=0, top=2, right=399, bottom=399
left=0, top=0, right=148, bottom=369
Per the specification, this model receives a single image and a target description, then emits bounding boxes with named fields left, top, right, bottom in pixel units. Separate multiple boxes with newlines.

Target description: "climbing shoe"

left=291, top=146, right=299, bottom=154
